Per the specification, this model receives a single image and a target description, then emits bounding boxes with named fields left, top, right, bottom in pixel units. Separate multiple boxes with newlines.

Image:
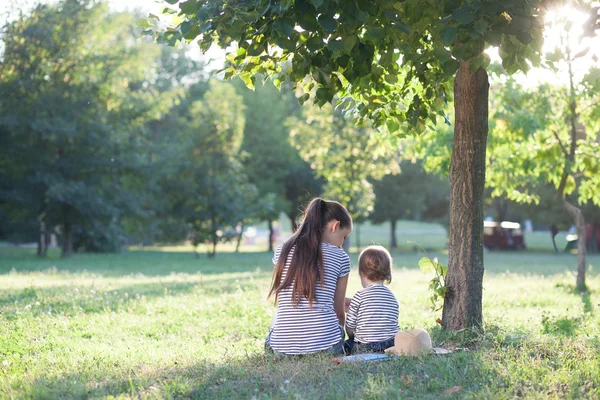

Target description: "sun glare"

left=513, top=4, right=600, bottom=88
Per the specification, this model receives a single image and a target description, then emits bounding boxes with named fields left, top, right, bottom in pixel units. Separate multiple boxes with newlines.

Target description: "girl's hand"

left=344, top=297, right=352, bottom=313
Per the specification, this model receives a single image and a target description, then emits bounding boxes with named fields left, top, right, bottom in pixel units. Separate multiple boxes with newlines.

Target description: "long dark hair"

left=268, top=198, right=352, bottom=307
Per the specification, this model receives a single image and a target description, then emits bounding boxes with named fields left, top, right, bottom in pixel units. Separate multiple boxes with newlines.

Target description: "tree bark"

left=390, top=219, right=397, bottom=250
left=441, top=61, right=489, bottom=332
left=268, top=219, right=274, bottom=252
left=43, top=228, right=51, bottom=257
left=62, top=222, right=73, bottom=258
left=550, top=224, right=559, bottom=253
left=563, top=200, right=586, bottom=291
left=235, top=221, right=244, bottom=253
left=209, top=238, right=217, bottom=258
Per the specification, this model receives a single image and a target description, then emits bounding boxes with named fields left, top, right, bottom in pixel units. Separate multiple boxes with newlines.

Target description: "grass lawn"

left=1, top=244, right=599, bottom=399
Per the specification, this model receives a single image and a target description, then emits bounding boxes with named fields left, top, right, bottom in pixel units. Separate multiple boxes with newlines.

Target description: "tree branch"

left=553, top=130, right=570, bottom=159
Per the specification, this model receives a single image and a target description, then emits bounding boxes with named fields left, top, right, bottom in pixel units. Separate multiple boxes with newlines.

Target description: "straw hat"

left=385, top=329, right=450, bottom=356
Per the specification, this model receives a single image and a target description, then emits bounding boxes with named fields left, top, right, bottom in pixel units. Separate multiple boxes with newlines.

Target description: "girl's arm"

left=333, top=275, right=349, bottom=326
left=344, top=297, right=352, bottom=313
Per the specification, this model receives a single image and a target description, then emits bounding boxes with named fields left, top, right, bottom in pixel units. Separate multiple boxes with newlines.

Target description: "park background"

left=1, top=0, right=600, bottom=398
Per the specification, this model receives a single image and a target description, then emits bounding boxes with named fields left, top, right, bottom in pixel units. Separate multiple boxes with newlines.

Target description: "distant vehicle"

left=565, top=224, right=600, bottom=251
left=483, top=221, right=526, bottom=250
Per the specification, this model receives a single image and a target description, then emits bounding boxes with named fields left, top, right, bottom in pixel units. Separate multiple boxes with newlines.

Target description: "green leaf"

left=452, top=9, right=474, bottom=25
left=440, top=26, right=458, bottom=46
left=366, top=26, right=386, bottom=44
left=432, top=97, right=445, bottom=112
left=384, top=74, right=397, bottom=84
left=516, top=31, right=533, bottom=45
left=315, top=87, right=334, bottom=103
left=470, top=53, right=485, bottom=72
left=318, top=15, right=337, bottom=33
left=137, top=18, right=151, bottom=29
left=309, top=0, right=325, bottom=9
left=240, top=74, right=256, bottom=90
left=419, top=257, right=435, bottom=273
left=179, top=1, right=199, bottom=15
left=328, top=39, right=344, bottom=54
left=442, top=59, right=459, bottom=75
left=311, top=68, right=330, bottom=85
left=247, top=41, right=266, bottom=56
left=386, top=119, right=399, bottom=133
left=473, top=19, right=488, bottom=35
left=280, top=0, right=293, bottom=11
left=394, top=21, right=411, bottom=35
left=433, top=47, right=452, bottom=63
left=298, top=93, right=310, bottom=105
left=274, top=18, right=295, bottom=37
left=164, top=0, right=178, bottom=4
left=306, top=36, right=324, bottom=52
left=343, top=35, right=358, bottom=52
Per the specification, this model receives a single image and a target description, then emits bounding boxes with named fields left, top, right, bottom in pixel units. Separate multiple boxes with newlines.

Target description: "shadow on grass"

left=21, top=350, right=498, bottom=400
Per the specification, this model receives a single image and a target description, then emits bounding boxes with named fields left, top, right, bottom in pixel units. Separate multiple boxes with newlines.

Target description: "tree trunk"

left=441, top=61, right=489, bottom=332
left=37, top=208, right=47, bottom=257
left=209, top=238, right=217, bottom=258
left=268, top=219, right=274, bottom=252
left=235, top=222, right=243, bottom=253
left=43, top=228, right=51, bottom=257
left=390, top=219, right=397, bottom=250
left=550, top=224, right=559, bottom=253
left=37, top=222, right=44, bottom=258
left=62, top=222, right=73, bottom=258
left=563, top=200, right=586, bottom=291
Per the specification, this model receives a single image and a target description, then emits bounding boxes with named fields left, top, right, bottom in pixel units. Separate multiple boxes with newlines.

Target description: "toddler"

left=344, top=245, right=399, bottom=353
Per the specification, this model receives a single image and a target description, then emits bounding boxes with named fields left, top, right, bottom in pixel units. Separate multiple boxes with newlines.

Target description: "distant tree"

left=371, top=161, right=449, bottom=249
left=288, top=103, right=399, bottom=249
left=288, top=103, right=400, bottom=218
left=166, top=80, right=257, bottom=257
left=235, top=80, right=298, bottom=251
left=0, top=1, right=171, bottom=256
left=486, top=27, right=600, bottom=290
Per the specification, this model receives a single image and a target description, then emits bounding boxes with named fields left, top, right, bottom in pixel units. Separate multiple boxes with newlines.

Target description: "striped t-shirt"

left=345, top=284, right=399, bottom=343
left=269, top=242, right=351, bottom=355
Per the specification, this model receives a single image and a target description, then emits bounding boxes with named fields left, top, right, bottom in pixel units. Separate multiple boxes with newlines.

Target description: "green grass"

left=1, top=244, right=600, bottom=399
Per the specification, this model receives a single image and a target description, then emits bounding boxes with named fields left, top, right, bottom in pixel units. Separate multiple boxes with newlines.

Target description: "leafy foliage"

left=416, top=250, right=449, bottom=312
left=146, top=0, right=568, bottom=134
left=288, top=103, right=399, bottom=220
left=0, top=0, right=173, bottom=254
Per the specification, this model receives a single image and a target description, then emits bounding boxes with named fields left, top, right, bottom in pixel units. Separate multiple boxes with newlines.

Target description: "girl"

left=344, top=245, right=399, bottom=354
left=265, top=198, right=352, bottom=355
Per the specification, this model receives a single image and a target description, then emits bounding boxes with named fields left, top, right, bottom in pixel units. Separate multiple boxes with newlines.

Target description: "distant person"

left=265, top=198, right=352, bottom=356
left=343, top=245, right=399, bottom=354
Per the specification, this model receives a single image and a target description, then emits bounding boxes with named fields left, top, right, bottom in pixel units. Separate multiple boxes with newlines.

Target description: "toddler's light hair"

left=358, top=245, right=393, bottom=283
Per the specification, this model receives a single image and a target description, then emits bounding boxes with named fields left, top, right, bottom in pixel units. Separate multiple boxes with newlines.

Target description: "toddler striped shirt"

left=345, top=284, right=399, bottom=343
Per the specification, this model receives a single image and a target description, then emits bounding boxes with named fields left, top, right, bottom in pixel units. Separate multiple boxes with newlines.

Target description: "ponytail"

left=269, top=198, right=351, bottom=307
